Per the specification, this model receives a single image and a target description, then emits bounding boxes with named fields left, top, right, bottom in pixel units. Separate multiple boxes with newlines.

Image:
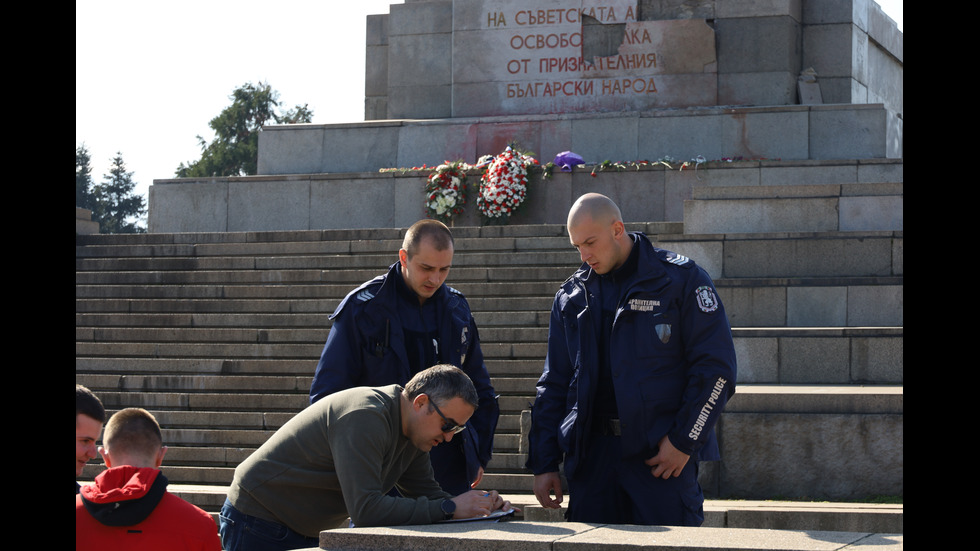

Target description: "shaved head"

left=565, top=193, right=632, bottom=275
left=567, top=193, right=623, bottom=230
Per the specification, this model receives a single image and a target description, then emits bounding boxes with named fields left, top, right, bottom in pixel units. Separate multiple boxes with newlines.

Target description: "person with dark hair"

left=76, top=408, right=221, bottom=551
left=76, top=384, right=106, bottom=493
left=309, top=219, right=499, bottom=496
left=221, top=365, right=513, bottom=551
left=528, top=193, right=737, bottom=526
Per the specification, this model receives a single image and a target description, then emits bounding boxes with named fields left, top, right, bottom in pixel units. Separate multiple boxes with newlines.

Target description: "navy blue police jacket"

left=310, top=263, right=499, bottom=482
left=527, top=233, right=736, bottom=479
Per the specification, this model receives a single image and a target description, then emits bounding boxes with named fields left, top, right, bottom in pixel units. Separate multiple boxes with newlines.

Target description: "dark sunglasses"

left=429, top=399, right=466, bottom=435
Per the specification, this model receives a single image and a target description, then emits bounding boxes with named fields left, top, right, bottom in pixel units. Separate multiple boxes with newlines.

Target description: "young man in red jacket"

left=76, top=408, right=221, bottom=551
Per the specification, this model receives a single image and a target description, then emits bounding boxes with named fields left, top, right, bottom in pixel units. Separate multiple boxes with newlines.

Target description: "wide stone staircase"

left=75, top=159, right=902, bottom=536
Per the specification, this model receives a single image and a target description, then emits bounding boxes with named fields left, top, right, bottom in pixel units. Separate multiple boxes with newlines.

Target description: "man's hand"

left=644, top=435, right=690, bottom=479
left=451, top=490, right=515, bottom=519
left=532, top=472, right=563, bottom=508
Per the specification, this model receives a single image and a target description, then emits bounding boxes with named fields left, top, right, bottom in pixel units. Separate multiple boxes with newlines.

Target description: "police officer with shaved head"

left=527, top=193, right=737, bottom=526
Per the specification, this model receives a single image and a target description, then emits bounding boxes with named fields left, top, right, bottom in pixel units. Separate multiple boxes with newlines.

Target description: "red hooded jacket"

left=76, top=466, right=221, bottom=551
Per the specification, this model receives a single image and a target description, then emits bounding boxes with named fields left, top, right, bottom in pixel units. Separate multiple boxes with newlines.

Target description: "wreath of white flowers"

left=425, top=161, right=470, bottom=223
left=476, top=147, right=538, bottom=219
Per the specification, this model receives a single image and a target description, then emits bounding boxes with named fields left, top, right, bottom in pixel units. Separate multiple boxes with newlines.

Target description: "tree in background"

left=76, top=144, right=97, bottom=211
left=76, top=145, right=148, bottom=234
left=95, top=153, right=147, bottom=233
left=176, top=81, right=313, bottom=178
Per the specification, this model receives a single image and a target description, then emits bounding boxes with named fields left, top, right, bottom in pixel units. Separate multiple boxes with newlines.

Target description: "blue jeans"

left=219, top=499, right=321, bottom=551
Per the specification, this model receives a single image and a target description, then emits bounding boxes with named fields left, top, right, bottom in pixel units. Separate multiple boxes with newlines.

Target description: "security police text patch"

left=695, top=286, right=719, bottom=313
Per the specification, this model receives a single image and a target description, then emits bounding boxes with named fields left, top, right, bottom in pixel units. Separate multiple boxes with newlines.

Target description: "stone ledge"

left=316, top=521, right=902, bottom=551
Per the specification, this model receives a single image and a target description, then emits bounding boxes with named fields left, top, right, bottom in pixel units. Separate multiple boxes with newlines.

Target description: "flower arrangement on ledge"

left=380, top=151, right=780, bottom=226
left=476, top=147, right=538, bottom=221
left=425, top=160, right=471, bottom=224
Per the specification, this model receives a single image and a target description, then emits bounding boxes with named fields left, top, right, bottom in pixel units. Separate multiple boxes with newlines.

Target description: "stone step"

left=76, top=383, right=902, bottom=502
left=313, top=520, right=903, bottom=550
left=685, top=182, right=903, bottom=234
left=74, top=222, right=683, bottom=249
left=75, top=277, right=903, bottom=328
left=76, top=327, right=904, bottom=384
left=76, top=231, right=901, bottom=281
left=142, top=484, right=906, bottom=535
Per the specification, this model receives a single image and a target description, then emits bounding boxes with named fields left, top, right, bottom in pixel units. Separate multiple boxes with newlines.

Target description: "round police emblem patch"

left=695, top=286, right=719, bottom=313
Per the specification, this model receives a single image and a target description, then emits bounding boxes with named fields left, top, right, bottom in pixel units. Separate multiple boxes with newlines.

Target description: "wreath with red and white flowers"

left=476, top=147, right=538, bottom=219
left=425, top=161, right=470, bottom=223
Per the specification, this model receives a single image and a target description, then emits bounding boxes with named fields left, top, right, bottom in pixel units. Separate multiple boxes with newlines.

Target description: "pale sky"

left=76, top=0, right=902, bottom=207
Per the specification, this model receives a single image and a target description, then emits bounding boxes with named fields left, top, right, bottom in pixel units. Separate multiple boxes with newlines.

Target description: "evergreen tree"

left=176, top=81, right=313, bottom=177
left=76, top=144, right=96, bottom=211
left=93, top=152, right=146, bottom=234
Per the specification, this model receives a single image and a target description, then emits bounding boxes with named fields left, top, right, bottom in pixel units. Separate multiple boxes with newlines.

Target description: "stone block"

left=803, top=23, right=862, bottom=80
left=310, top=176, right=396, bottom=230
left=850, top=335, right=903, bottom=383
left=760, top=162, right=857, bottom=186
left=857, top=160, right=903, bottom=183
left=718, top=109, right=811, bottom=161
left=257, top=126, right=325, bottom=175
left=638, top=111, right=725, bottom=161
left=719, top=412, right=903, bottom=500
left=365, top=96, right=388, bottom=121
left=572, top=169, right=667, bottom=224
left=715, top=16, right=801, bottom=74
left=779, top=336, right=851, bottom=383
left=148, top=180, right=228, bottom=233
left=802, top=0, right=871, bottom=27
left=809, top=104, right=889, bottom=160
left=891, top=236, right=902, bottom=276
left=365, top=44, right=389, bottom=96
left=320, top=123, right=401, bottom=173
left=388, top=1, right=452, bottom=36
left=319, top=521, right=902, bottom=551
left=685, top=197, right=840, bottom=234
left=727, top=235, right=895, bottom=278
left=846, top=284, right=903, bottom=327
left=394, top=176, right=430, bottom=229
left=396, top=123, right=478, bottom=169
left=453, top=4, right=719, bottom=117
left=732, top=336, right=779, bottom=383
left=787, top=286, right=847, bottom=326
left=839, top=195, right=902, bottom=231
left=388, top=33, right=452, bottom=88
left=718, top=286, right=787, bottom=327
left=715, top=0, right=802, bottom=19
left=718, top=71, right=799, bottom=106
left=389, top=85, right=453, bottom=120
left=637, top=0, right=715, bottom=20
left=570, top=116, right=639, bottom=162
left=514, top=172, right=573, bottom=226
left=365, top=13, right=388, bottom=46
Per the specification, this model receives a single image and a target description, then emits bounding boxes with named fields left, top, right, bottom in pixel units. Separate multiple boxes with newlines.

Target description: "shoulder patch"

left=355, top=289, right=376, bottom=303
left=653, top=247, right=694, bottom=269
left=665, top=251, right=691, bottom=266
left=695, top=285, right=720, bottom=313
left=446, top=285, right=463, bottom=296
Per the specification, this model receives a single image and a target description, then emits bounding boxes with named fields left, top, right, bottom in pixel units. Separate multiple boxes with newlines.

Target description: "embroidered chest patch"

left=627, top=298, right=660, bottom=312
left=695, top=286, right=719, bottom=313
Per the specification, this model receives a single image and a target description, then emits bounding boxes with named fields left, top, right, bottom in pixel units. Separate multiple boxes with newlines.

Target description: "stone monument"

left=148, top=0, right=902, bottom=233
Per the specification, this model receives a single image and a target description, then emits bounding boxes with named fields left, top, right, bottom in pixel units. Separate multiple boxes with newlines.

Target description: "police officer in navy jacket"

left=527, top=193, right=736, bottom=526
left=311, top=219, right=499, bottom=495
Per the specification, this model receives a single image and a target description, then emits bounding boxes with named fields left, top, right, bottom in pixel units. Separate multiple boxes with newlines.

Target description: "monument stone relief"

left=452, top=0, right=717, bottom=116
